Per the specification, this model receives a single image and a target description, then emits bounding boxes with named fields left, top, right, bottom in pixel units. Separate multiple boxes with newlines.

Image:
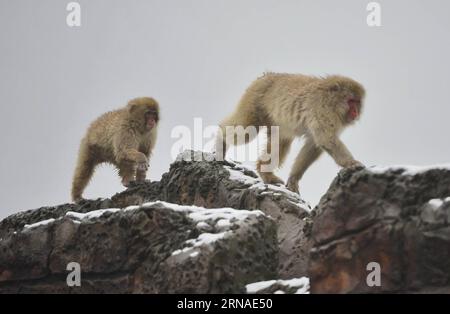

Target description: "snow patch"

left=196, top=221, right=211, bottom=230
left=158, top=201, right=262, bottom=258
left=124, top=205, right=140, bottom=212
left=65, top=208, right=121, bottom=221
left=245, top=280, right=277, bottom=293
left=369, top=164, right=450, bottom=175
left=225, top=165, right=311, bottom=210
left=24, top=218, right=56, bottom=229
left=225, top=166, right=259, bottom=185
left=246, top=277, right=310, bottom=294
left=216, top=219, right=231, bottom=229
left=186, top=232, right=228, bottom=247
left=171, top=232, right=229, bottom=257
left=189, top=251, right=199, bottom=258
left=428, top=197, right=450, bottom=209
left=188, top=208, right=263, bottom=223
left=140, top=201, right=263, bottom=223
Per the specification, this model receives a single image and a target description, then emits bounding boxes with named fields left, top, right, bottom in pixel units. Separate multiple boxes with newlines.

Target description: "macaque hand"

left=135, top=154, right=149, bottom=171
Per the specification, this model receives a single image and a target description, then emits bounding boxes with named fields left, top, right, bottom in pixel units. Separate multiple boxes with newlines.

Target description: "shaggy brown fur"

left=71, top=97, right=159, bottom=202
left=216, top=72, right=365, bottom=193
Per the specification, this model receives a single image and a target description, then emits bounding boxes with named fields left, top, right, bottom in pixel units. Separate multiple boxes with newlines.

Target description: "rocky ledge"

left=310, top=165, right=450, bottom=293
left=1, top=151, right=450, bottom=293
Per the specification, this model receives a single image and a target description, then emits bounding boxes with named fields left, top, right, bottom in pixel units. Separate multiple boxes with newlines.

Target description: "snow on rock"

left=246, top=277, right=310, bottom=294
left=144, top=201, right=269, bottom=258
left=428, top=197, right=450, bottom=208
left=141, top=201, right=264, bottom=226
left=224, top=164, right=311, bottom=211
left=196, top=221, right=211, bottom=231
left=1, top=198, right=278, bottom=293
left=225, top=166, right=260, bottom=185
left=124, top=205, right=140, bottom=211
left=246, top=280, right=277, bottom=293
left=189, top=251, right=199, bottom=258
left=368, top=164, right=450, bottom=175
left=22, top=208, right=123, bottom=231
left=65, top=208, right=121, bottom=220
left=23, top=218, right=57, bottom=230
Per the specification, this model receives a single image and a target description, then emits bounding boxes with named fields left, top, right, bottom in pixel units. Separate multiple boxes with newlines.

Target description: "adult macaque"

left=216, top=73, right=365, bottom=193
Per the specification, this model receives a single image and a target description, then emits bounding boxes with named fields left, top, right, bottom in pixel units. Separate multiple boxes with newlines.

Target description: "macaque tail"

left=71, top=139, right=95, bottom=202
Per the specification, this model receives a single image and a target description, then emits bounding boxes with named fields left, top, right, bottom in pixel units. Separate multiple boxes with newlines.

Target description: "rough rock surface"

left=309, top=165, right=450, bottom=293
left=0, top=150, right=309, bottom=293
left=114, top=151, right=312, bottom=278
left=3, top=149, right=450, bottom=294
left=0, top=201, right=277, bottom=293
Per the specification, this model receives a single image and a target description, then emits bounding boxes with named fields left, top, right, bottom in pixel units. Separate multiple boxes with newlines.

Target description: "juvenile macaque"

left=216, top=73, right=365, bottom=193
left=71, top=97, right=159, bottom=202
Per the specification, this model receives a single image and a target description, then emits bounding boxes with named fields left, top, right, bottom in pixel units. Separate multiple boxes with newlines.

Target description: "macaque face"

left=346, top=97, right=361, bottom=122
left=128, top=97, right=160, bottom=131
left=145, top=109, right=158, bottom=130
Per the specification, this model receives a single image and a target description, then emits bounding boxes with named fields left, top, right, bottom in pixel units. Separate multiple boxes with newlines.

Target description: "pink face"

left=145, top=112, right=157, bottom=129
left=347, top=98, right=361, bottom=122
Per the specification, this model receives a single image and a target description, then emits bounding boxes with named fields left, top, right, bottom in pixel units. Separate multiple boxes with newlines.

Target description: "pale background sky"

left=1, top=0, right=450, bottom=219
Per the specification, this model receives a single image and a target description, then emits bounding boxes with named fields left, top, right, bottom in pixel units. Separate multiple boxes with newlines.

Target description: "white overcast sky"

left=1, top=0, right=450, bottom=219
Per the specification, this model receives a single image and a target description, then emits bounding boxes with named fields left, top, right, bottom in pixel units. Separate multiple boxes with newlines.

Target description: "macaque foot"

left=73, top=196, right=86, bottom=204
left=136, top=161, right=149, bottom=171
left=136, top=171, right=147, bottom=182
left=286, top=177, right=300, bottom=194
left=260, top=173, right=284, bottom=185
left=121, top=176, right=134, bottom=187
left=344, top=160, right=365, bottom=168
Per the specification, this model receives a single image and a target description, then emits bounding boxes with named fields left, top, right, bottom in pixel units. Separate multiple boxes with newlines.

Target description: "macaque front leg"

left=117, top=149, right=148, bottom=186
left=286, top=137, right=323, bottom=193
left=136, top=171, right=146, bottom=182
left=123, top=149, right=149, bottom=169
left=320, top=137, right=363, bottom=168
left=136, top=162, right=148, bottom=182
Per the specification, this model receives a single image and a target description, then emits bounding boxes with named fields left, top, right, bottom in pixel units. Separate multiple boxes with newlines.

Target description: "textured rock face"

left=0, top=151, right=311, bottom=280
left=4, top=150, right=449, bottom=294
left=113, top=151, right=312, bottom=278
left=0, top=150, right=310, bottom=293
left=0, top=201, right=278, bottom=293
left=309, top=166, right=450, bottom=293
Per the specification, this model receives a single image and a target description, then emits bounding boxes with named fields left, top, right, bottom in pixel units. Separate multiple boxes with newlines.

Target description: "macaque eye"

left=146, top=111, right=158, bottom=121
left=347, top=98, right=361, bottom=108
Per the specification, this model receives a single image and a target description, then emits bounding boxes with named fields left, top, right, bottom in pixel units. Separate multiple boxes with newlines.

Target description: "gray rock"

left=309, top=165, right=450, bottom=293
left=0, top=150, right=312, bottom=280
left=0, top=201, right=277, bottom=293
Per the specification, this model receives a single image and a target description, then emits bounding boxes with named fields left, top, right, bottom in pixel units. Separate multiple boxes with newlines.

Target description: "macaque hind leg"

left=316, top=137, right=362, bottom=168
left=118, top=161, right=136, bottom=187
left=257, top=131, right=292, bottom=185
left=286, top=137, right=323, bottom=193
